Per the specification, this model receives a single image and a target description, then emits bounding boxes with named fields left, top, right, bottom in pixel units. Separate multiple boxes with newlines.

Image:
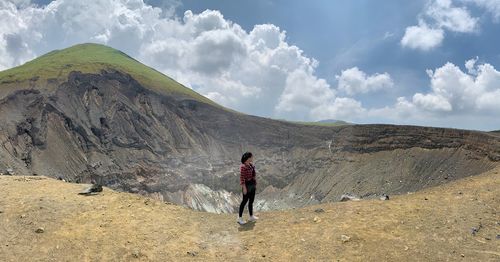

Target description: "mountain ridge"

left=0, top=43, right=218, bottom=106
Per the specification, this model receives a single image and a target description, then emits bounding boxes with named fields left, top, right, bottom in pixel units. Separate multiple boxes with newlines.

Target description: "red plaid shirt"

left=240, top=163, right=256, bottom=186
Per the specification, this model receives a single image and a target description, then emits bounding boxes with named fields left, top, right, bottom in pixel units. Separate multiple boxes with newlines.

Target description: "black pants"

left=239, top=182, right=256, bottom=217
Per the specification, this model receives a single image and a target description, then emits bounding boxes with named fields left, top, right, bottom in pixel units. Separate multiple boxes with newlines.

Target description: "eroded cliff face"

left=1, top=70, right=499, bottom=212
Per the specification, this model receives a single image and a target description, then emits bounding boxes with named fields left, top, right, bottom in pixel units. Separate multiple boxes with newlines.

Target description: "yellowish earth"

left=0, top=167, right=499, bottom=261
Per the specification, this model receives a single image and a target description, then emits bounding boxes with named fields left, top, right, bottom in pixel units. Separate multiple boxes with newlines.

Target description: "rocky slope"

left=1, top=43, right=500, bottom=213
left=0, top=168, right=498, bottom=261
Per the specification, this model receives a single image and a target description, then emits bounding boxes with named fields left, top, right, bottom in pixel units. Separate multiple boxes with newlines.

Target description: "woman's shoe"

left=249, top=215, right=259, bottom=222
left=237, top=217, right=246, bottom=225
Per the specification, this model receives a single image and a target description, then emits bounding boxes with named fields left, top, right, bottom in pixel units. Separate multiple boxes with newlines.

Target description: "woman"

left=237, top=152, right=258, bottom=225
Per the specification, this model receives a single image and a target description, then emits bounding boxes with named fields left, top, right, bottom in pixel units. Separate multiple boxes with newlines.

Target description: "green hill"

left=0, top=43, right=215, bottom=105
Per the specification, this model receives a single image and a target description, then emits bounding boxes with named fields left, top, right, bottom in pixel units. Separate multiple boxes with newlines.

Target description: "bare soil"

left=1, top=166, right=498, bottom=261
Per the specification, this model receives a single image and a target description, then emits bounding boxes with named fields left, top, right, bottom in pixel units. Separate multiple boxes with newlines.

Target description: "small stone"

left=314, top=208, right=325, bottom=213
left=261, top=254, right=266, bottom=258
left=35, top=227, right=44, bottom=233
left=380, top=194, right=389, bottom=201
left=132, top=250, right=140, bottom=258
left=460, top=254, right=465, bottom=258
left=187, top=251, right=197, bottom=257
left=340, top=194, right=360, bottom=202
left=313, top=216, right=321, bottom=223
left=341, top=235, right=351, bottom=243
left=404, top=246, right=409, bottom=251
left=20, top=214, right=26, bottom=219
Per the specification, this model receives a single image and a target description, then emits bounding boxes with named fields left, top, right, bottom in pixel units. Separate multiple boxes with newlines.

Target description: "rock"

left=35, top=227, right=44, bottom=233
left=20, top=214, right=26, bottom=219
left=340, top=194, right=360, bottom=202
left=471, top=223, right=482, bottom=235
left=313, top=216, right=321, bottom=223
left=341, top=235, right=351, bottom=243
left=380, top=194, right=390, bottom=201
left=187, top=251, right=197, bottom=257
left=78, top=184, right=103, bottom=195
left=314, top=208, right=325, bottom=213
left=132, top=250, right=141, bottom=258
left=6, top=168, right=14, bottom=175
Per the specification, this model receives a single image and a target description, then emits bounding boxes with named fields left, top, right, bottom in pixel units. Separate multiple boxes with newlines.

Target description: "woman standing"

left=237, top=152, right=258, bottom=225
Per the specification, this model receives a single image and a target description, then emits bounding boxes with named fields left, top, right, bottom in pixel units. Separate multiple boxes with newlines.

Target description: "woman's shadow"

left=237, top=221, right=256, bottom=232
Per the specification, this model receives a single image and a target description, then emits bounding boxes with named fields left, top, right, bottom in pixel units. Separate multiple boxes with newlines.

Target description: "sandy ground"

left=0, top=167, right=499, bottom=261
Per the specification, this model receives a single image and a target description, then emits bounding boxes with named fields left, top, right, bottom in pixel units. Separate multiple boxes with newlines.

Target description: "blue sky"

left=2, top=0, right=500, bottom=130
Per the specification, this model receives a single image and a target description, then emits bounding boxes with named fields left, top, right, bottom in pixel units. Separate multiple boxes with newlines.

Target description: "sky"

left=1, top=0, right=500, bottom=131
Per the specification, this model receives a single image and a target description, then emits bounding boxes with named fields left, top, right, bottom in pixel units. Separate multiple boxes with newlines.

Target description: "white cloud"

left=401, top=21, right=444, bottom=51
left=409, top=59, right=500, bottom=114
left=327, top=58, right=500, bottom=130
left=5, top=0, right=30, bottom=7
left=463, top=0, right=500, bottom=20
left=412, top=93, right=453, bottom=111
left=401, top=0, right=478, bottom=51
left=336, top=67, right=394, bottom=95
left=275, top=69, right=336, bottom=120
left=275, top=66, right=393, bottom=122
left=368, top=59, right=500, bottom=123
left=310, top=98, right=366, bottom=121
left=426, top=0, right=478, bottom=33
left=465, top=56, right=478, bottom=74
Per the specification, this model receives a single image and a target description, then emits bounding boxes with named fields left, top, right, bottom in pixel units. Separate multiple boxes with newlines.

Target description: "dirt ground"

left=0, top=167, right=499, bottom=261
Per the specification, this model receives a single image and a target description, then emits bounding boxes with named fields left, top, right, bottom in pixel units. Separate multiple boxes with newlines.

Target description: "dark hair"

left=241, top=152, right=253, bottom=164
